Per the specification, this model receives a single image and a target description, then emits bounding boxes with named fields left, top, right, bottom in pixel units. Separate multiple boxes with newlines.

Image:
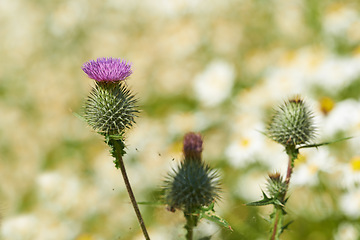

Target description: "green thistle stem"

left=184, top=213, right=199, bottom=240
left=270, top=207, right=283, bottom=240
left=112, top=139, right=151, bottom=240
left=270, top=146, right=298, bottom=240
left=284, top=145, right=298, bottom=186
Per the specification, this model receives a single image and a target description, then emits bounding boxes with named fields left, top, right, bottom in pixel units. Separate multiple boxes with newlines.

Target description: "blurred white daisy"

left=291, top=148, right=335, bottom=187
left=1, top=214, right=78, bottom=240
left=323, top=4, right=359, bottom=38
left=1, top=215, right=39, bottom=240
left=36, top=172, right=81, bottom=213
left=340, top=188, right=360, bottom=219
left=339, top=156, right=360, bottom=190
left=262, top=48, right=325, bottom=99
left=148, top=0, right=200, bottom=17
left=310, top=56, right=360, bottom=92
left=262, top=48, right=360, bottom=98
left=193, top=60, right=235, bottom=107
left=234, top=169, right=267, bottom=202
left=334, top=222, right=360, bottom=240
left=321, top=99, right=360, bottom=138
left=225, top=130, right=264, bottom=168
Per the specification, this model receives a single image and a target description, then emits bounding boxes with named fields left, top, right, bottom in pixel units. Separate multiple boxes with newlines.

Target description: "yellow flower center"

left=320, top=97, right=335, bottom=115
left=308, top=164, right=318, bottom=174
left=351, top=156, right=360, bottom=172
left=76, top=234, right=94, bottom=240
left=294, top=154, right=307, bottom=167
left=239, top=138, right=250, bottom=147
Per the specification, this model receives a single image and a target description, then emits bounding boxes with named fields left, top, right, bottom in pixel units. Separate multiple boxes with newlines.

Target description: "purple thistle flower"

left=82, top=57, right=132, bottom=82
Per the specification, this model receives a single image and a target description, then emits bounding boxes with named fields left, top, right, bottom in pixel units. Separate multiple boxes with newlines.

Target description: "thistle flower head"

left=82, top=57, right=132, bottom=82
left=266, top=97, right=316, bottom=147
left=84, top=81, right=138, bottom=136
left=183, top=132, right=203, bottom=163
left=164, top=133, right=220, bottom=214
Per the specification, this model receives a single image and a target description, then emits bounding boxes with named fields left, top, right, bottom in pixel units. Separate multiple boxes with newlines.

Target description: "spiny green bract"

left=267, top=97, right=316, bottom=147
left=84, top=82, right=139, bottom=136
left=164, top=161, right=220, bottom=214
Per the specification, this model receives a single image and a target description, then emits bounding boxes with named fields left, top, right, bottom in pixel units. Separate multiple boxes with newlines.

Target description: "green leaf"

left=196, top=202, right=232, bottom=231
left=246, top=191, right=275, bottom=206
left=298, top=136, right=352, bottom=149
left=281, top=220, right=293, bottom=234
left=106, top=138, right=127, bottom=168
left=201, top=210, right=233, bottom=231
left=108, top=134, right=125, bottom=141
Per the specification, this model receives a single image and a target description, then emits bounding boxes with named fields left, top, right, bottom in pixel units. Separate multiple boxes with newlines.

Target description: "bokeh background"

left=1, top=0, right=360, bottom=239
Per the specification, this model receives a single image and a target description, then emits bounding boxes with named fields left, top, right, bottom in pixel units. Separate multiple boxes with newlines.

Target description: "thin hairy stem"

left=284, top=154, right=294, bottom=199
left=270, top=208, right=282, bottom=240
left=113, top=140, right=151, bottom=240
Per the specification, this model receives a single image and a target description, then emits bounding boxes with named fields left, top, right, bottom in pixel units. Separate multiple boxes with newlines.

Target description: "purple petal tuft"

left=82, top=57, right=132, bottom=82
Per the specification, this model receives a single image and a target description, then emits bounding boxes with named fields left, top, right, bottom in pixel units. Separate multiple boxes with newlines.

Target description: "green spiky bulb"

left=84, top=82, right=139, bottom=136
left=165, top=161, right=220, bottom=214
left=164, top=133, right=220, bottom=214
left=267, top=97, right=316, bottom=147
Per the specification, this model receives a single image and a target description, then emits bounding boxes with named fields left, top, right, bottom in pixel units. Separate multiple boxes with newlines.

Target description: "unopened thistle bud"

left=164, top=133, right=220, bottom=214
left=82, top=58, right=138, bottom=136
left=267, top=97, right=316, bottom=147
left=266, top=172, right=287, bottom=202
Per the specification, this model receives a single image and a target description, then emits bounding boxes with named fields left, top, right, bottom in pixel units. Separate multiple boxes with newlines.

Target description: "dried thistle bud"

left=183, top=132, right=203, bottom=163
left=266, top=172, right=287, bottom=201
left=267, top=97, right=316, bottom=147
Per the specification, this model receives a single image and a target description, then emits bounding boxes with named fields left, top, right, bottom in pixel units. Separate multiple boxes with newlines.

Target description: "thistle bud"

left=266, top=172, right=287, bottom=201
left=164, top=133, right=220, bottom=214
left=84, top=82, right=138, bottom=135
left=267, top=97, right=316, bottom=147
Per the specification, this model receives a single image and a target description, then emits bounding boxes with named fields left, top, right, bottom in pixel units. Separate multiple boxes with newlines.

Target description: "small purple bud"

left=183, top=132, right=203, bottom=163
left=82, top=57, right=132, bottom=82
